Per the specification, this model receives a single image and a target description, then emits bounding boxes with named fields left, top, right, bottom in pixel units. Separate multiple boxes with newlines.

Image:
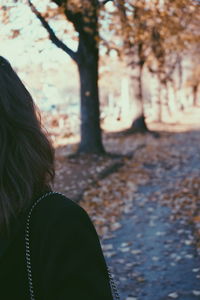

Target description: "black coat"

left=0, top=190, right=114, bottom=300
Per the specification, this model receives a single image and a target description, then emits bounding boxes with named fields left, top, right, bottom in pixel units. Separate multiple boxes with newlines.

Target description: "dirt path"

left=102, top=185, right=200, bottom=300
left=101, top=130, right=200, bottom=300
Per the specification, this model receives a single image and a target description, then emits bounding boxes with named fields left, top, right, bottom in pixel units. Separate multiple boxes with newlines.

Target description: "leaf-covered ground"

left=53, top=116, right=200, bottom=300
left=99, top=129, right=200, bottom=299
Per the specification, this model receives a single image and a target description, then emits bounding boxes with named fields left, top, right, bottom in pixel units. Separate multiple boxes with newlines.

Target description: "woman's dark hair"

left=0, top=56, right=55, bottom=237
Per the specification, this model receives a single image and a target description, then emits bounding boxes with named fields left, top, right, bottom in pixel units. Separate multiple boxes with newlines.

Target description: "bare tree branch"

left=27, top=0, right=78, bottom=62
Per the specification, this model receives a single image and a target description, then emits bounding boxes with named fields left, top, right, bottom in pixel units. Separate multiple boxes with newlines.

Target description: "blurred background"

left=1, top=0, right=200, bottom=150
left=1, top=1, right=200, bottom=299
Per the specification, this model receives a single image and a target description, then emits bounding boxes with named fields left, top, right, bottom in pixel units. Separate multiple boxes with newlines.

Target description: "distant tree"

left=115, top=0, right=200, bottom=128
left=26, top=0, right=108, bottom=154
left=187, top=64, right=200, bottom=107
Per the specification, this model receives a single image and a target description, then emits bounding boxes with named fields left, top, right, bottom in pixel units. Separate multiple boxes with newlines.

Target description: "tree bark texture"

left=77, top=37, right=105, bottom=153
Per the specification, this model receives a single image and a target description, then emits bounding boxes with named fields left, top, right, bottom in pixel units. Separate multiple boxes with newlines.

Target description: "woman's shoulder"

left=34, top=191, right=85, bottom=214
left=30, top=191, right=94, bottom=234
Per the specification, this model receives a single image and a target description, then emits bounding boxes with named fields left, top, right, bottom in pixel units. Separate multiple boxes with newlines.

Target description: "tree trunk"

left=130, top=63, right=148, bottom=133
left=157, top=80, right=162, bottom=122
left=77, top=37, right=105, bottom=154
left=131, top=114, right=148, bottom=132
left=177, top=55, right=183, bottom=90
left=193, top=85, right=198, bottom=107
left=164, top=82, right=172, bottom=116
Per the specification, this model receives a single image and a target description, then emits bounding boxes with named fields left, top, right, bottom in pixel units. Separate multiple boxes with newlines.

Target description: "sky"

left=0, top=2, right=77, bottom=64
